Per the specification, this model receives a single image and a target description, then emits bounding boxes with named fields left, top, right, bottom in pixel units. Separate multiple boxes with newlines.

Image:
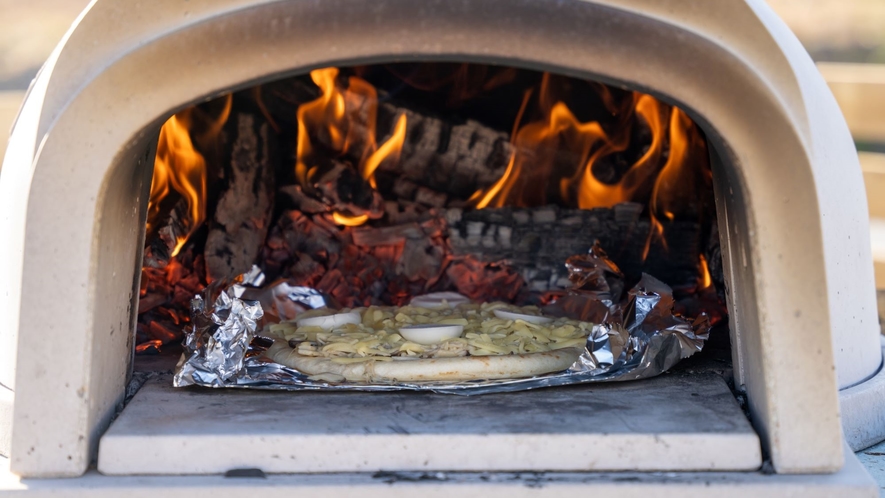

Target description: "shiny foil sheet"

left=174, top=254, right=712, bottom=393
left=173, top=277, right=265, bottom=387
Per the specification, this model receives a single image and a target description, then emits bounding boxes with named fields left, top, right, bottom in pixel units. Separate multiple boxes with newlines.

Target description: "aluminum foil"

left=175, top=260, right=711, bottom=393
left=173, top=276, right=264, bottom=387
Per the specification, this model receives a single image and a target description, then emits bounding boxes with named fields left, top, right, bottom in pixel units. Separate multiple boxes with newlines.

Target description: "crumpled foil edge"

left=174, top=266, right=711, bottom=395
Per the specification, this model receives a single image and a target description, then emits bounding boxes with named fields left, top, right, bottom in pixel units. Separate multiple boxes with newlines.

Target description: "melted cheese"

left=278, top=302, right=593, bottom=359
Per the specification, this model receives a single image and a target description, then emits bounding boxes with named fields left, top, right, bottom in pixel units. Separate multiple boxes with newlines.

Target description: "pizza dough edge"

left=265, top=336, right=582, bottom=382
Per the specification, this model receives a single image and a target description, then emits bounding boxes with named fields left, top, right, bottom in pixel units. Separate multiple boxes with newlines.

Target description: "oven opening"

left=136, top=62, right=727, bottom=356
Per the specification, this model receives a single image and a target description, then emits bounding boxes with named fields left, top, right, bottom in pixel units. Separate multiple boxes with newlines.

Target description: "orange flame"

left=470, top=75, right=682, bottom=211
left=643, top=107, right=710, bottom=257
left=469, top=73, right=709, bottom=264
left=147, top=96, right=232, bottom=257
left=149, top=110, right=207, bottom=257
left=649, top=107, right=702, bottom=223
left=473, top=89, right=535, bottom=209
left=332, top=212, right=370, bottom=226
left=295, top=67, right=408, bottom=213
left=296, top=68, right=347, bottom=186
left=698, top=254, right=713, bottom=289
left=363, top=113, right=407, bottom=189
left=574, top=94, right=667, bottom=209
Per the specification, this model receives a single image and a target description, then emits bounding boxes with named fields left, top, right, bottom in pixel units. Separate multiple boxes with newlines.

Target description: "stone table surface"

left=857, top=440, right=885, bottom=496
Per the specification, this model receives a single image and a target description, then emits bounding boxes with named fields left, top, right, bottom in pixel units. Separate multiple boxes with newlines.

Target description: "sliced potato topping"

left=276, top=302, right=593, bottom=360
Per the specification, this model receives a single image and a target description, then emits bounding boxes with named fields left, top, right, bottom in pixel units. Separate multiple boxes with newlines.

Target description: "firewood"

left=137, top=292, right=168, bottom=314
left=262, top=77, right=513, bottom=201
left=371, top=102, right=512, bottom=200
left=446, top=203, right=703, bottom=293
left=314, top=160, right=384, bottom=218
left=142, top=198, right=189, bottom=267
left=204, top=111, right=276, bottom=282
left=278, top=185, right=330, bottom=214
left=351, top=223, right=425, bottom=247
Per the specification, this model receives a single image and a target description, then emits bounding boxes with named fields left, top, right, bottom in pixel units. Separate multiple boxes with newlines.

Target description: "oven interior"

left=136, top=62, right=727, bottom=353
left=108, top=62, right=756, bottom=475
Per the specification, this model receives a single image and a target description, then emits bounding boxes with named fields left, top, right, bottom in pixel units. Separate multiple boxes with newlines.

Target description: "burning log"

left=371, top=104, right=513, bottom=200
left=446, top=203, right=704, bottom=293
left=262, top=78, right=513, bottom=201
left=204, top=111, right=277, bottom=282
left=314, top=160, right=384, bottom=219
left=141, top=197, right=190, bottom=269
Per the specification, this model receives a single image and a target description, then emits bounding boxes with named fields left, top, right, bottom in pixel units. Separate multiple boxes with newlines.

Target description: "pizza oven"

left=1, top=0, right=884, bottom=495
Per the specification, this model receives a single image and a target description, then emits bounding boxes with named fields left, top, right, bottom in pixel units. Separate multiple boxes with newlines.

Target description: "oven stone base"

left=98, top=373, right=761, bottom=475
left=0, top=445, right=877, bottom=497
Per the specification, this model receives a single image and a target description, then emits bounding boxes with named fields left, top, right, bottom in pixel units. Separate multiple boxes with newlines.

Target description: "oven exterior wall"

left=0, top=0, right=876, bottom=476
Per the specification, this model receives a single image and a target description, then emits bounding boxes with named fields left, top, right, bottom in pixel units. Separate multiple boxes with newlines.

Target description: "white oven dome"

left=0, top=0, right=881, bottom=486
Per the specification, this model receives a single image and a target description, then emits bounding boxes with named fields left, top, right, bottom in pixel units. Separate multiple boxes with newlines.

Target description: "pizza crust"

left=266, top=336, right=582, bottom=382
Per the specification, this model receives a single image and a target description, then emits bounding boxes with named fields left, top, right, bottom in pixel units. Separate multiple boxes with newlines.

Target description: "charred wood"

left=262, top=78, right=513, bottom=201
left=372, top=103, right=512, bottom=200
left=142, top=198, right=189, bottom=267
left=204, top=112, right=277, bottom=282
left=446, top=203, right=703, bottom=294
left=314, top=160, right=384, bottom=218
left=278, top=185, right=331, bottom=214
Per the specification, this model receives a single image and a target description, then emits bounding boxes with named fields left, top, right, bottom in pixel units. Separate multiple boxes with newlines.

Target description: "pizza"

left=264, top=301, right=593, bottom=383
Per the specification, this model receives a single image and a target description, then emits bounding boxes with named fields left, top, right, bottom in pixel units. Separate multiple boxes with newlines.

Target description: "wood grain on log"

left=263, top=78, right=513, bottom=201
left=446, top=203, right=703, bottom=293
left=371, top=102, right=512, bottom=199
left=204, top=112, right=276, bottom=282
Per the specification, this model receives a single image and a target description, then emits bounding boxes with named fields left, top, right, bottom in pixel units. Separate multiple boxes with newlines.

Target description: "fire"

left=295, top=68, right=347, bottom=186
left=148, top=110, right=208, bottom=257
left=295, top=67, right=408, bottom=213
left=363, top=113, right=407, bottom=189
left=574, top=94, right=666, bottom=209
left=649, top=107, right=707, bottom=224
left=137, top=64, right=721, bottom=353
left=474, top=76, right=611, bottom=209
left=698, top=254, right=713, bottom=289
left=469, top=73, right=709, bottom=262
left=146, top=97, right=231, bottom=258
left=469, top=74, right=702, bottom=215
left=332, top=212, right=370, bottom=226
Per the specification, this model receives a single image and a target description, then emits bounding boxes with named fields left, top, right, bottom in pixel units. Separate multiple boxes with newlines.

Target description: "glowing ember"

left=332, top=212, right=370, bottom=226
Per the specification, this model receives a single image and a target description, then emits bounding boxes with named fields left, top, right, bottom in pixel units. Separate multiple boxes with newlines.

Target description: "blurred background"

left=2, top=0, right=885, bottom=295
